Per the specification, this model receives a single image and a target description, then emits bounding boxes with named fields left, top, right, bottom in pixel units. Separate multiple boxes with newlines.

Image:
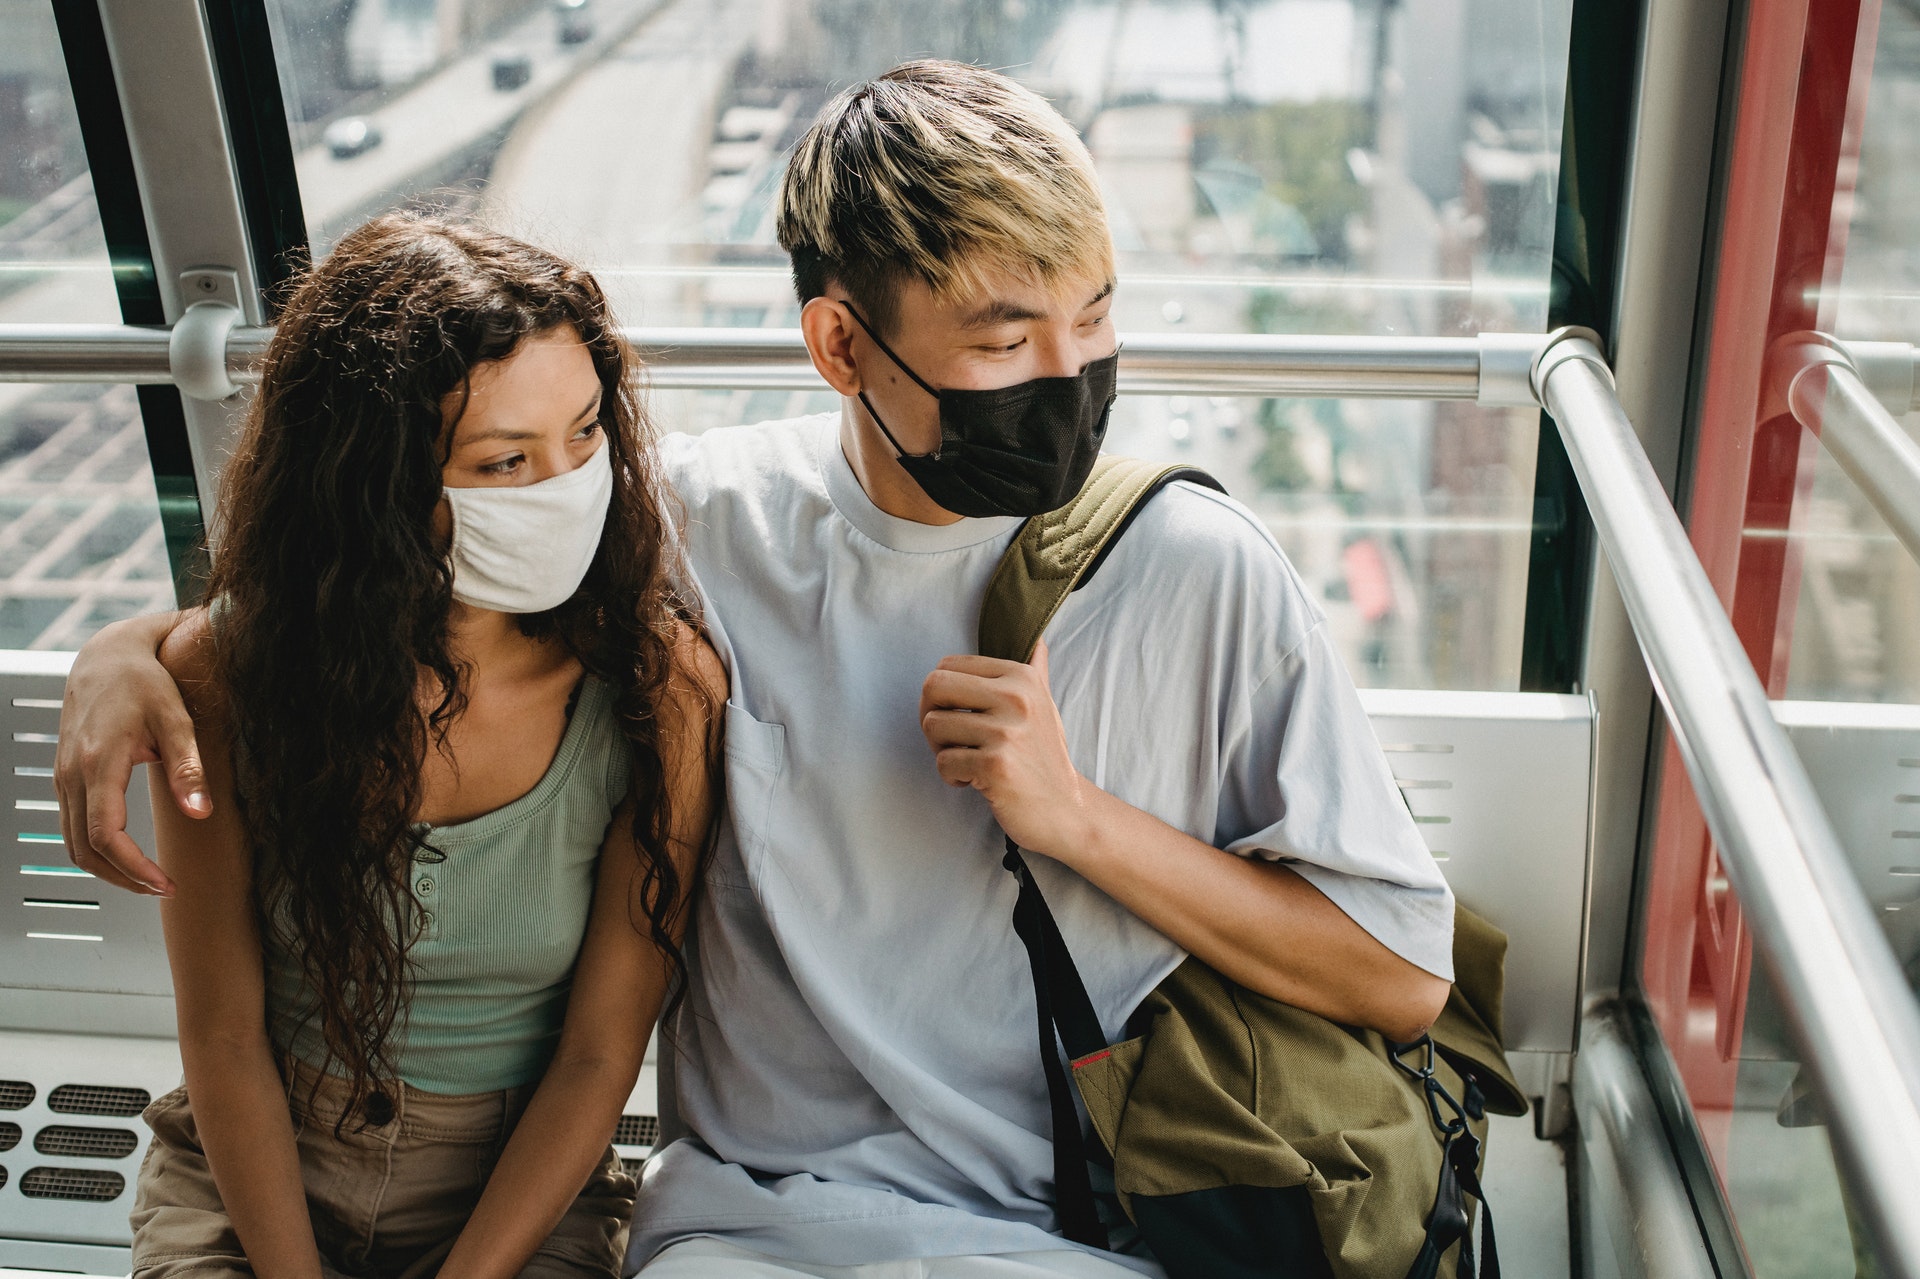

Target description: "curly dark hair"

left=207, top=212, right=713, bottom=1121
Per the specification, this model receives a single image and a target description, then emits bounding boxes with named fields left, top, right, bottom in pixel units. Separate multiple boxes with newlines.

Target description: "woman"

left=129, top=214, right=722, bottom=1279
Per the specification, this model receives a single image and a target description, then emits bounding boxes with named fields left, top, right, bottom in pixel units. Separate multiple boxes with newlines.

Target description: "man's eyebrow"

left=455, top=390, right=601, bottom=448
left=955, top=282, right=1115, bottom=330
left=957, top=298, right=1049, bottom=330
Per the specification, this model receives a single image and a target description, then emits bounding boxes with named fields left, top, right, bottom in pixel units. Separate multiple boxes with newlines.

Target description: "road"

left=479, top=0, right=834, bottom=432
left=480, top=0, right=770, bottom=325
left=294, top=0, right=671, bottom=244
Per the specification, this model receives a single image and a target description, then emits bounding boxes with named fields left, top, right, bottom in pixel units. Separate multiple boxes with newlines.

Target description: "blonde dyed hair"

left=776, top=60, right=1113, bottom=335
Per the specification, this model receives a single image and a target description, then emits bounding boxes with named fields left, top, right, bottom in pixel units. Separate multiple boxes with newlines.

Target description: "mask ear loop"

left=843, top=304, right=942, bottom=399
left=842, top=303, right=944, bottom=461
left=856, top=390, right=920, bottom=460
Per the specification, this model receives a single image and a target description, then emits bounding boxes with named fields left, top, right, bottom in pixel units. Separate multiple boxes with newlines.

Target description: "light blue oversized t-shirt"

left=628, top=415, right=1454, bottom=1271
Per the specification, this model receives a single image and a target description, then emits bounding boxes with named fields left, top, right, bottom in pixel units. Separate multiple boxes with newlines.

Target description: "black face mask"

left=846, top=307, right=1118, bottom=519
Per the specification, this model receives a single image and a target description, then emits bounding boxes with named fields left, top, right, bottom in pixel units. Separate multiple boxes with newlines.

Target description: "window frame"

left=49, top=1, right=206, bottom=600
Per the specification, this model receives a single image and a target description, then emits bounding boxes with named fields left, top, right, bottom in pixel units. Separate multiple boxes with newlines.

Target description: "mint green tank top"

left=265, top=676, right=633, bottom=1094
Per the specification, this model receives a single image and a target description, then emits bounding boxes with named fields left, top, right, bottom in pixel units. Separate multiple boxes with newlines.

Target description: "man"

left=58, top=61, right=1452, bottom=1277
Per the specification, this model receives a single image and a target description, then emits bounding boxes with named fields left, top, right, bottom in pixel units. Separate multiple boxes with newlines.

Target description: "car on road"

left=554, top=0, right=594, bottom=44
left=492, top=52, right=534, bottom=91
left=321, top=116, right=382, bottom=159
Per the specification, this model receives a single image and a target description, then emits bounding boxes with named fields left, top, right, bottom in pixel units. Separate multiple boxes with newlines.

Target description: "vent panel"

left=620, top=1156, right=645, bottom=1175
left=34, top=1124, right=138, bottom=1159
left=0, top=1080, right=34, bottom=1110
left=48, top=1084, right=150, bottom=1117
left=614, top=1113, right=659, bottom=1147
left=0, top=1121, right=17, bottom=1151
left=20, top=1165, right=126, bottom=1201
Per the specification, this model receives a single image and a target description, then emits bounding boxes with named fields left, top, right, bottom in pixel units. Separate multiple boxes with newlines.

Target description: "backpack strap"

left=980, top=456, right=1222, bottom=1249
left=978, top=457, right=1224, bottom=663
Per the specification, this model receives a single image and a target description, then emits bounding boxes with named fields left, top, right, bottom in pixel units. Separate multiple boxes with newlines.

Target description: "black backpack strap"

left=1004, top=839, right=1108, bottom=1248
left=978, top=457, right=1223, bottom=1249
left=1393, top=1040, right=1503, bottom=1279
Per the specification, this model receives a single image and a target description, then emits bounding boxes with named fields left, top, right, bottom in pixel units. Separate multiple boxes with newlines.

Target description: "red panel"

left=1638, top=0, right=1879, bottom=1182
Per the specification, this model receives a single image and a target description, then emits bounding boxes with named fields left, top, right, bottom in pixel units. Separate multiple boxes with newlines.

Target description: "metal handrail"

left=1833, top=337, right=1920, bottom=416
left=0, top=322, right=1545, bottom=404
left=1775, top=332, right=1920, bottom=567
left=1535, top=328, right=1920, bottom=1279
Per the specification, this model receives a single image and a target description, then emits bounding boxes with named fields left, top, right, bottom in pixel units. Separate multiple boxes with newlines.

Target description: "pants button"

left=364, top=1090, right=394, bottom=1126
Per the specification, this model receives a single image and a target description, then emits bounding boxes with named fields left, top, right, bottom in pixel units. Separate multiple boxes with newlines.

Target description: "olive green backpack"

left=981, top=456, right=1528, bottom=1279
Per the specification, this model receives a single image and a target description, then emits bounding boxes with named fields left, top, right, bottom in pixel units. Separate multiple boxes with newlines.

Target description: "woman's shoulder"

left=666, top=617, right=727, bottom=712
left=638, top=617, right=724, bottom=782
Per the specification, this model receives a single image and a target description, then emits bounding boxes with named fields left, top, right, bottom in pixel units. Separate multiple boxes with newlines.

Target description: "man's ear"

left=800, top=297, right=862, bottom=397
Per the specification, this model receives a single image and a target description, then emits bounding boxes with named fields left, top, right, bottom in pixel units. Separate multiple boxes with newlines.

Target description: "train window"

left=0, top=3, right=180, bottom=649
left=256, top=0, right=1573, bottom=690
left=1775, top=7, right=1920, bottom=708
left=1637, top=4, right=1920, bottom=1274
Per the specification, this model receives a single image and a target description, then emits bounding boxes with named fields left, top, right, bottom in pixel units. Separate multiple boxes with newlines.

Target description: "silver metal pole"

left=0, top=324, right=175, bottom=383
left=1536, top=329, right=1920, bottom=1279
left=0, top=323, right=277, bottom=385
left=0, top=323, right=1501, bottom=400
left=1781, top=347, right=1920, bottom=568
left=636, top=329, right=1490, bottom=397
left=1835, top=338, right=1920, bottom=416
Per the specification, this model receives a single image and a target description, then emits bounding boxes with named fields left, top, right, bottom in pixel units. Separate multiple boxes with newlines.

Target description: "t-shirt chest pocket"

left=718, top=700, right=787, bottom=884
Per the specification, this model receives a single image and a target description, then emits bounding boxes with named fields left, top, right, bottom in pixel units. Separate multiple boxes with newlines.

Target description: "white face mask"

left=443, top=435, right=614, bottom=614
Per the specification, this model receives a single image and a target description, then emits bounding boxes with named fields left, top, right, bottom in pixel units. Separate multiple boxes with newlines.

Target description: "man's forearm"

left=914, top=646, right=1450, bottom=1038
left=1057, top=787, right=1450, bottom=1042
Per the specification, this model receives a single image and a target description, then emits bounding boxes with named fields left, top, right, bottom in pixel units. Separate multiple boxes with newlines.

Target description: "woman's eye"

left=574, top=421, right=603, bottom=442
left=480, top=455, right=523, bottom=476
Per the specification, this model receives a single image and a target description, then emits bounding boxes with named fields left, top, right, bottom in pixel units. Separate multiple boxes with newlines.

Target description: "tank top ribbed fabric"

left=263, top=675, right=633, bottom=1094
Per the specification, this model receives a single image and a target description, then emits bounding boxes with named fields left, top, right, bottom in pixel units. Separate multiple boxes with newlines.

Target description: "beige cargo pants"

left=129, top=1059, right=635, bottom=1278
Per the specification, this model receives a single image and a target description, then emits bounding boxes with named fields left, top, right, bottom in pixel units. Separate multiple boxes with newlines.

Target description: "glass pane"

left=262, top=0, right=1575, bottom=689
left=0, top=2, right=177, bottom=649
left=1637, top=3, right=1917, bottom=1270
left=1721, top=964, right=1880, bottom=1278
left=1778, top=0, right=1920, bottom=706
